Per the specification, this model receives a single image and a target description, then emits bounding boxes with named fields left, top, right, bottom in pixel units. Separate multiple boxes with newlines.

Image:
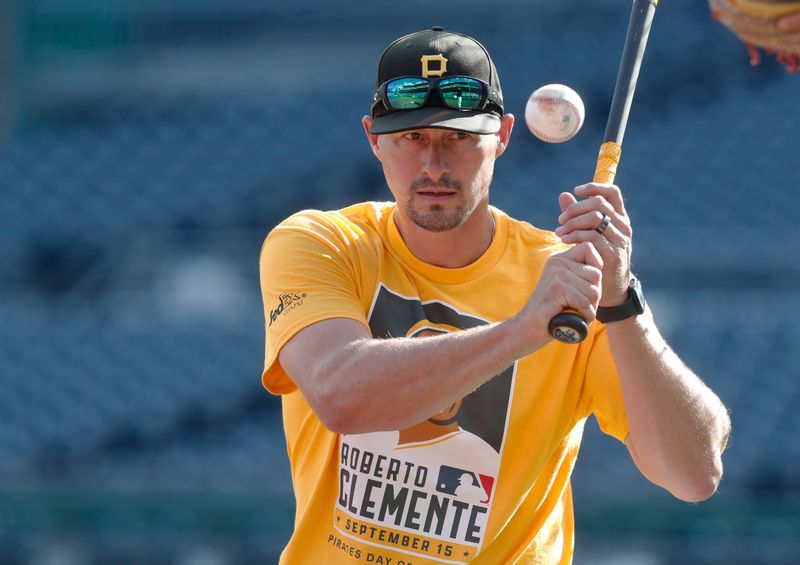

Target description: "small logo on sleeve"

left=268, top=292, right=306, bottom=326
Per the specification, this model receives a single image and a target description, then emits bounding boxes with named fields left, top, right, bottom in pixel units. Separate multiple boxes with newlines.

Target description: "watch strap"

left=596, top=277, right=645, bottom=324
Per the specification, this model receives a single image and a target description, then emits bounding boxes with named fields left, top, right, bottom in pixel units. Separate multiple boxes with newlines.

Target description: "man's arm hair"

left=278, top=316, right=536, bottom=434
left=610, top=310, right=731, bottom=503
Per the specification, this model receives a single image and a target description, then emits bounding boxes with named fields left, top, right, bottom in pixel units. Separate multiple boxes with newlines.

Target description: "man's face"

left=363, top=118, right=512, bottom=232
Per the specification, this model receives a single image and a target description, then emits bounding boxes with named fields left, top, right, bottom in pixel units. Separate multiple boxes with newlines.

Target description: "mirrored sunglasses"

left=371, top=76, right=502, bottom=114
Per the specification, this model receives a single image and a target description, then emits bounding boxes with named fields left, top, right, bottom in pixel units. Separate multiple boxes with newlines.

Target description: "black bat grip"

left=548, top=310, right=589, bottom=344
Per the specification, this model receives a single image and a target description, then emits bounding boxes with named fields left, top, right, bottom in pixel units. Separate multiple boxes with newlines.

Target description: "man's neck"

left=393, top=206, right=495, bottom=268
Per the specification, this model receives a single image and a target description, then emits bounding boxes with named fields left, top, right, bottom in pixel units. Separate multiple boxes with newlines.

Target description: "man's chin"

left=407, top=207, right=468, bottom=233
left=412, top=216, right=463, bottom=233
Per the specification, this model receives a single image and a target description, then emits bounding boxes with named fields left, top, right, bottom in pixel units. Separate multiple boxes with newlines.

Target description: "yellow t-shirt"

left=260, top=202, right=628, bottom=565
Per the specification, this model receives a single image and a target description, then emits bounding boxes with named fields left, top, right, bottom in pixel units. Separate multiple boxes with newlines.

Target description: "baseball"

left=525, top=84, right=585, bottom=143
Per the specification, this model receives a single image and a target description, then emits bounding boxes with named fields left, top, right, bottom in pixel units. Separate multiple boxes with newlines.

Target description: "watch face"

left=631, top=278, right=645, bottom=314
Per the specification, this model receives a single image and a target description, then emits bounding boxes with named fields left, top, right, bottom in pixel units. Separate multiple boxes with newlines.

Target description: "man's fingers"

left=550, top=251, right=603, bottom=285
left=524, top=243, right=604, bottom=332
left=563, top=267, right=602, bottom=321
left=558, top=194, right=616, bottom=224
left=557, top=212, right=629, bottom=244
left=558, top=191, right=577, bottom=214
left=557, top=192, right=632, bottom=239
left=556, top=183, right=629, bottom=241
left=545, top=259, right=602, bottom=321
left=560, top=241, right=604, bottom=272
left=777, top=12, right=800, bottom=32
left=574, top=182, right=626, bottom=216
left=563, top=284, right=600, bottom=322
left=558, top=225, right=623, bottom=254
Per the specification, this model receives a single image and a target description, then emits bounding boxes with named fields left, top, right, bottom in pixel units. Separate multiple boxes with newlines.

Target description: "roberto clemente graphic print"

left=334, top=285, right=515, bottom=563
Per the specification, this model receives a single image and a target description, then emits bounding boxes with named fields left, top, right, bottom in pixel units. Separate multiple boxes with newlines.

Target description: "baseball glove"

left=708, top=0, right=800, bottom=73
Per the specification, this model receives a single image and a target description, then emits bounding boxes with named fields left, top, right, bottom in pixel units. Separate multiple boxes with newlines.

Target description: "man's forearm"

left=311, top=317, right=541, bottom=434
left=279, top=241, right=605, bottom=435
left=606, top=310, right=731, bottom=502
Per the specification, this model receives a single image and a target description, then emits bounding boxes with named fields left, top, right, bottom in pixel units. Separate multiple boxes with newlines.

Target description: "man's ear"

left=495, top=113, right=514, bottom=158
left=362, top=116, right=381, bottom=160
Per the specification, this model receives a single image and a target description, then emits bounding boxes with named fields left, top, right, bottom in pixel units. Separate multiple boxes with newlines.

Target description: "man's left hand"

left=555, top=183, right=632, bottom=307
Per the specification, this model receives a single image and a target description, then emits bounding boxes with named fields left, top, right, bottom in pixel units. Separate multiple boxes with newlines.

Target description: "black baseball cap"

left=369, top=27, right=504, bottom=135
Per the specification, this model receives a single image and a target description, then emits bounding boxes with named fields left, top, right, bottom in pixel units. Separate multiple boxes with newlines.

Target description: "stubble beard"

left=404, top=201, right=470, bottom=233
left=404, top=175, right=473, bottom=233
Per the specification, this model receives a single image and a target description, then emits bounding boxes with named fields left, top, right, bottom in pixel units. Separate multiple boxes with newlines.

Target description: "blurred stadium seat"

left=1, top=0, right=798, bottom=563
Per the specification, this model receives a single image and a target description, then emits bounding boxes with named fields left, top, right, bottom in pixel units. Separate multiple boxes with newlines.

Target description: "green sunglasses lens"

left=439, top=77, right=483, bottom=109
left=382, top=76, right=487, bottom=111
left=386, top=78, right=429, bottom=109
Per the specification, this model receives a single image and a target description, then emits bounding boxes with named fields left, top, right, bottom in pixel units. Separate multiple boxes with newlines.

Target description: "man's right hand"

left=515, top=241, right=604, bottom=348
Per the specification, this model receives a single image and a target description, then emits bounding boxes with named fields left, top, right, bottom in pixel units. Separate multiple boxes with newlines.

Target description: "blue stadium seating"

left=0, top=5, right=798, bottom=564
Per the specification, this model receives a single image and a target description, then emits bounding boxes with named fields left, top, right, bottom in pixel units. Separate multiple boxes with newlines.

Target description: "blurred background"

left=0, top=0, right=798, bottom=563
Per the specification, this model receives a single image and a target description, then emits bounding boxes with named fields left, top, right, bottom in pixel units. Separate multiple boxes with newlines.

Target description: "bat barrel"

left=603, top=0, right=658, bottom=145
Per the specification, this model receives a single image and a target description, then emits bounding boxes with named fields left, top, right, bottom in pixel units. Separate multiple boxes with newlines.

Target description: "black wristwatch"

left=596, top=277, right=646, bottom=324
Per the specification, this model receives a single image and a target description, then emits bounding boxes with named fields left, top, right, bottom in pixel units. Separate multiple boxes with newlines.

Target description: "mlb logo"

left=436, top=465, right=495, bottom=505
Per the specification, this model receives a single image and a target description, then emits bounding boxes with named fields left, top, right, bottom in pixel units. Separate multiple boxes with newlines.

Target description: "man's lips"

left=416, top=189, right=457, bottom=197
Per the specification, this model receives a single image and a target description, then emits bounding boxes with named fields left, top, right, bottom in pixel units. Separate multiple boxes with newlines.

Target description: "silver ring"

left=595, top=214, right=611, bottom=235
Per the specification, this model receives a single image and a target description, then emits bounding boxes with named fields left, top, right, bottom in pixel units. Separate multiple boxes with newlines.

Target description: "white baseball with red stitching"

left=525, top=84, right=586, bottom=143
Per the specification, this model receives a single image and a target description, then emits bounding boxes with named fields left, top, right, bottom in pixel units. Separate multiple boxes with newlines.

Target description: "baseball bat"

left=548, top=0, right=658, bottom=344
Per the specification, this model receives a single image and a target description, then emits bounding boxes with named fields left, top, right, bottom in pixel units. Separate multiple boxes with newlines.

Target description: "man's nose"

left=420, top=142, right=449, bottom=178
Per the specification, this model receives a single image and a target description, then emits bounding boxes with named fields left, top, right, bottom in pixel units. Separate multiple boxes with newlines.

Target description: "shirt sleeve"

left=259, top=211, right=370, bottom=395
left=581, top=324, right=630, bottom=442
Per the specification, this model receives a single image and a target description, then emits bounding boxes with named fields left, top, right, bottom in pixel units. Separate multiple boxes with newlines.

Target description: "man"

left=260, top=27, right=730, bottom=564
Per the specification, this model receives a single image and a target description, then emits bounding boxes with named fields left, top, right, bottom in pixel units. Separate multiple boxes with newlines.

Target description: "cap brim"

left=369, top=107, right=501, bottom=135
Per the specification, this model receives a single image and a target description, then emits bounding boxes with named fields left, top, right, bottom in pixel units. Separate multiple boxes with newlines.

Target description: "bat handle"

left=593, top=141, right=622, bottom=184
left=548, top=142, right=623, bottom=344
left=548, top=311, right=589, bottom=344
